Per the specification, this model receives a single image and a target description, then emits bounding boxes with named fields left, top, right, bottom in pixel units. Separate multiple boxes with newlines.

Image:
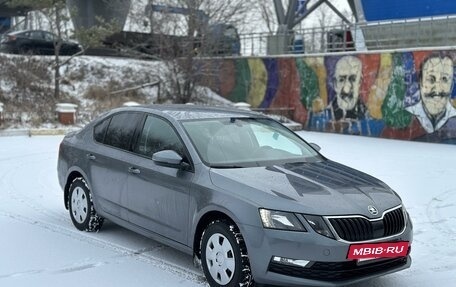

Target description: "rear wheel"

left=201, top=220, right=253, bottom=287
left=68, top=177, right=104, bottom=232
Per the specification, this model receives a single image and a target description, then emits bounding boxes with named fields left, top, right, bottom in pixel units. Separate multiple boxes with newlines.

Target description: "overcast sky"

left=296, top=0, right=353, bottom=31
left=332, top=0, right=351, bottom=11
left=123, top=0, right=354, bottom=34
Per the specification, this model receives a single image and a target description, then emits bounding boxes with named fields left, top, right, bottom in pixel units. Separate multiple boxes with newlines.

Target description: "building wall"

left=201, top=50, right=456, bottom=144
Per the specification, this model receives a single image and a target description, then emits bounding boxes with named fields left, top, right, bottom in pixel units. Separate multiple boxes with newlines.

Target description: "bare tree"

left=253, top=1, right=352, bottom=54
left=141, top=0, right=255, bottom=104
left=8, top=0, right=118, bottom=99
left=256, top=0, right=278, bottom=34
left=8, top=0, right=67, bottom=99
left=315, top=4, right=335, bottom=52
left=305, top=3, right=353, bottom=53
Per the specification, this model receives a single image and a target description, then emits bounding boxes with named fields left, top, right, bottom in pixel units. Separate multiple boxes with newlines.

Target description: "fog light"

left=272, top=256, right=310, bottom=268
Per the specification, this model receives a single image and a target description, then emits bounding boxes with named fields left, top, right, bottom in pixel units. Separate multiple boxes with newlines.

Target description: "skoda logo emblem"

left=368, top=205, right=378, bottom=216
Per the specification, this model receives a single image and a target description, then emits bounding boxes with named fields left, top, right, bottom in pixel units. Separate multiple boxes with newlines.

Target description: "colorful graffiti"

left=200, top=50, right=456, bottom=144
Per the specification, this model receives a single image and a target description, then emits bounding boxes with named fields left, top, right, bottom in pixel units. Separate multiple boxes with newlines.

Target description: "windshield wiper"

left=210, top=165, right=244, bottom=169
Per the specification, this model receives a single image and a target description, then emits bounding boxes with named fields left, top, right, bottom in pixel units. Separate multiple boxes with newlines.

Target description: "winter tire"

left=201, top=220, right=253, bottom=287
left=68, top=177, right=104, bottom=232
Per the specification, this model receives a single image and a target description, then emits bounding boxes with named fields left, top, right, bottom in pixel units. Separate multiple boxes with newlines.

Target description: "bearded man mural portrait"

left=383, top=53, right=456, bottom=143
left=329, top=55, right=365, bottom=121
left=409, top=55, right=456, bottom=130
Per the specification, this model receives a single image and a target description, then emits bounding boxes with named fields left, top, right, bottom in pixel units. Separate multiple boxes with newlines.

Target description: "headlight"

left=402, top=205, right=412, bottom=228
left=303, top=215, right=335, bottom=239
left=402, top=207, right=408, bottom=221
left=259, top=209, right=306, bottom=231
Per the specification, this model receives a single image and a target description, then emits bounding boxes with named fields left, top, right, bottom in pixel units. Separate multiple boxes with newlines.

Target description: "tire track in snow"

left=0, top=211, right=206, bottom=284
left=0, top=151, right=206, bottom=285
left=0, top=152, right=53, bottom=163
left=0, top=151, right=71, bottom=225
left=426, top=189, right=456, bottom=237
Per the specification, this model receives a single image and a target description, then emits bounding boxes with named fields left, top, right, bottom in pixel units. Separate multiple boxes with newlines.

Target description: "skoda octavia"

left=57, top=105, right=412, bottom=287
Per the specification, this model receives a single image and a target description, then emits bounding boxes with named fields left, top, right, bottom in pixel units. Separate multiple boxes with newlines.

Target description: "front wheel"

left=201, top=220, right=253, bottom=287
left=68, top=177, right=104, bottom=232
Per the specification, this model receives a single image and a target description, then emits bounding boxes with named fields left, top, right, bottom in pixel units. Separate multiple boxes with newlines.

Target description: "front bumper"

left=241, top=217, right=413, bottom=287
left=267, top=256, right=411, bottom=286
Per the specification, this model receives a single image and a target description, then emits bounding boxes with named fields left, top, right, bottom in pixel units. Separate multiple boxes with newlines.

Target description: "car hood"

left=209, top=160, right=402, bottom=218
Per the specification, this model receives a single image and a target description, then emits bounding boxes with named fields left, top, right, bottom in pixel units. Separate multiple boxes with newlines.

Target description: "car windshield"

left=182, top=117, right=322, bottom=167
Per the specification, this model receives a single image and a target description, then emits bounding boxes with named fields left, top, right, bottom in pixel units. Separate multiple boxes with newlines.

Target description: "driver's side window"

left=134, top=115, right=184, bottom=158
left=30, top=31, right=43, bottom=40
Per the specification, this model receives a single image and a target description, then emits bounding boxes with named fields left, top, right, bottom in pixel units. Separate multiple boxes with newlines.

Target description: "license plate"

left=347, top=242, right=409, bottom=260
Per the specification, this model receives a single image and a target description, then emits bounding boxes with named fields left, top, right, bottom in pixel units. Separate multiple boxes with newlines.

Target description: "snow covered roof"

left=111, top=104, right=265, bottom=121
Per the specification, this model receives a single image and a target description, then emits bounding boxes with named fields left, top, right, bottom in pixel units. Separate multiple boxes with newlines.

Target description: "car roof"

left=9, top=30, right=50, bottom=35
left=113, top=104, right=266, bottom=121
left=8, top=30, right=27, bottom=35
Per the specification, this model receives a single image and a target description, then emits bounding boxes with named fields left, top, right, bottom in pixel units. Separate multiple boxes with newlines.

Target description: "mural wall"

left=200, top=50, right=456, bottom=144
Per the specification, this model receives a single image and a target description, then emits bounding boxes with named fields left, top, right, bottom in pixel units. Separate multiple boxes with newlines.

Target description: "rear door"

left=42, top=31, right=56, bottom=54
left=126, top=114, right=193, bottom=244
left=28, top=31, right=47, bottom=54
left=88, top=112, right=143, bottom=221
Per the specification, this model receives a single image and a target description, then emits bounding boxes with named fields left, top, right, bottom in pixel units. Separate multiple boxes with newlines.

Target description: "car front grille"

left=382, top=207, right=406, bottom=237
left=268, top=257, right=408, bottom=281
left=328, top=207, right=405, bottom=242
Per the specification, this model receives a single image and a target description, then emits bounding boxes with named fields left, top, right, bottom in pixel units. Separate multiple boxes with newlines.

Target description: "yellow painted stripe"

left=247, top=59, right=267, bottom=107
left=368, top=53, right=393, bottom=119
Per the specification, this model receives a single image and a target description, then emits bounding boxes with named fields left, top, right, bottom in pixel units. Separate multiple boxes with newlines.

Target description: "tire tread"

left=68, top=177, right=104, bottom=232
left=201, top=220, right=253, bottom=287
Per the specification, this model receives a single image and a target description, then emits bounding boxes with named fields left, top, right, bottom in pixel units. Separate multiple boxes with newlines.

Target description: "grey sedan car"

left=57, top=105, right=412, bottom=287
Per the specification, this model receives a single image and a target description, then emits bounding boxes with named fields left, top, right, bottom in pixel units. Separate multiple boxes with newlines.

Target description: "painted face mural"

left=334, top=56, right=362, bottom=111
left=211, top=50, right=456, bottom=144
left=420, top=56, right=454, bottom=118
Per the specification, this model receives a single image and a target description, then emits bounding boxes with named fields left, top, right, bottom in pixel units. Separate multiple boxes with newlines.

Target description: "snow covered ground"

left=0, top=132, right=455, bottom=287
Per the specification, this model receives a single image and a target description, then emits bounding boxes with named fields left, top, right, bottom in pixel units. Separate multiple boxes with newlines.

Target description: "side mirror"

left=309, top=143, right=321, bottom=152
left=152, top=150, right=183, bottom=168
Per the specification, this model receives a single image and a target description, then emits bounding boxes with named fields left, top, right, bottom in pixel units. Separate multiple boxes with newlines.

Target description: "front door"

left=126, top=115, right=192, bottom=244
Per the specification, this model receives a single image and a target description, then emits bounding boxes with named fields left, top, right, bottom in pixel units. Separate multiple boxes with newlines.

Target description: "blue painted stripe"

left=361, top=0, right=456, bottom=21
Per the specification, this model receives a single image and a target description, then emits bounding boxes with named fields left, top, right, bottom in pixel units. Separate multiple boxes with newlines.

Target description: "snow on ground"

left=59, top=55, right=164, bottom=101
left=0, top=132, right=455, bottom=287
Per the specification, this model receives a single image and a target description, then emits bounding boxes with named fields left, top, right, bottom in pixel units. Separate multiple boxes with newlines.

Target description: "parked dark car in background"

left=57, top=105, right=412, bottom=287
left=0, top=30, right=81, bottom=55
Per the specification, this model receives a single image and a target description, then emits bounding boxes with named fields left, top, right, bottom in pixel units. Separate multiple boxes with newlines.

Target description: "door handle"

left=128, top=167, right=141, bottom=174
left=86, top=154, right=96, bottom=160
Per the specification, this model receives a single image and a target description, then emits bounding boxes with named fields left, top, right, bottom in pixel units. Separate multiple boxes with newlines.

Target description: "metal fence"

left=238, top=15, right=456, bottom=57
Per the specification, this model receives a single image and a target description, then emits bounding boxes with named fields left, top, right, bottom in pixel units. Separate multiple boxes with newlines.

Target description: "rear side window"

left=29, top=31, right=43, bottom=40
left=104, top=113, right=143, bottom=151
left=93, top=117, right=111, bottom=143
left=134, top=115, right=184, bottom=157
